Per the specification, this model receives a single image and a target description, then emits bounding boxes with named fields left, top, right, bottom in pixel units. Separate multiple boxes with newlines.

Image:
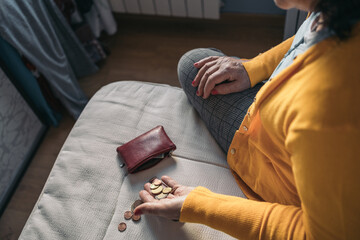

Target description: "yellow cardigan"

left=180, top=26, right=360, bottom=239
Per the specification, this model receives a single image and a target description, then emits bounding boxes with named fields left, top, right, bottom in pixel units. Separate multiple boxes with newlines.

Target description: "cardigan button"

left=230, top=148, right=236, bottom=155
left=243, top=126, right=248, bottom=131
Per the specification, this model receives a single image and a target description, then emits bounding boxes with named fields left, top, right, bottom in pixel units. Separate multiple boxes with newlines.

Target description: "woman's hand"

left=133, top=176, right=194, bottom=221
left=192, top=56, right=251, bottom=99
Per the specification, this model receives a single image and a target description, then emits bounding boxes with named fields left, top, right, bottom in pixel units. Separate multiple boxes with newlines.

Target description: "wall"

left=221, top=0, right=285, bottom=15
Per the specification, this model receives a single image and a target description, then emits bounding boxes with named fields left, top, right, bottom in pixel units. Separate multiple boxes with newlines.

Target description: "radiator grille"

left=109, top=0, right=220, bottom=19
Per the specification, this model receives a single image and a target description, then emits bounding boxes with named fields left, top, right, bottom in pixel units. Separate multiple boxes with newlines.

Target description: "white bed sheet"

left=20, top=81, right=245, bottom=240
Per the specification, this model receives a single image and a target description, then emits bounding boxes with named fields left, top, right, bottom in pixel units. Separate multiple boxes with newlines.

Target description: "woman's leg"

left=178, top=48, right=263, bottom=153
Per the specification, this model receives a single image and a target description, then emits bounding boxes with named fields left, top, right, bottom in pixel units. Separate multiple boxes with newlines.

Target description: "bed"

left=20, top=81, right=245, bottom=240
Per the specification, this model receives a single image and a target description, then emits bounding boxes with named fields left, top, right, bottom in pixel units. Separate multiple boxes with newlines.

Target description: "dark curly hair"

left=315, top=0, right=360, bottom=40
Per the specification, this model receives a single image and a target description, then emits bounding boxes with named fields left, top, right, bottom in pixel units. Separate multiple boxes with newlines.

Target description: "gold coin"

left=132, top=214, right=141, bottom=221
left=131, top=199, right=143, bottom=212
left=118, top=222, right=127, bottom=232
left=151, top=185, right=163, bottom=195
left=124, top=211, right=133, bottom=220
left=155, top=193, right=168, bottom=200
left=153, top=179, right=162, bottom=186
left=150, top=184, right=159, bottom=190
left=162, top=187, right=172, bottom=194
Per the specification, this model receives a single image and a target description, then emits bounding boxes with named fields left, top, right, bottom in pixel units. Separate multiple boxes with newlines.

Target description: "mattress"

left=20, top=81, right=246, bottom=240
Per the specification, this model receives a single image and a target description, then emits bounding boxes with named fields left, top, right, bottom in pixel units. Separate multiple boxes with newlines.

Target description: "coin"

left=153, top=179, right=162, bottom=186
left=118, top=222, right=127, bottom=232
left=155, top=192, right=168, bottom=200
left=151, top=185, right=163, bottom=195
left=124, top=211, right=133, bottom=220
left=131, top=199, right=143, bottom=212
left=132, top=214, right=141, bottom=221
left=162, top=187, right=172, bottom=194
left=150, top=184, right=159, bottom=190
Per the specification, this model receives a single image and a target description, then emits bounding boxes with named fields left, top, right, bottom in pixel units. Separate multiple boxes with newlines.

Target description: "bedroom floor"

left=0, top=13, right=284, bottom=239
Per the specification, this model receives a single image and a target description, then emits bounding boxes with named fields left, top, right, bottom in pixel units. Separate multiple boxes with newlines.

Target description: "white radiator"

left=109, top=0, right=220, bottom=19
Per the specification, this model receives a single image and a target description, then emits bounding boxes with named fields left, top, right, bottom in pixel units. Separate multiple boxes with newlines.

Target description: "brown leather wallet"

left=116, top=126, right=176, bottom=173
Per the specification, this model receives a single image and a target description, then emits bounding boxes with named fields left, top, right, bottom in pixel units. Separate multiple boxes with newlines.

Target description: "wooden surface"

left=0, top=13, right=284, bottom=239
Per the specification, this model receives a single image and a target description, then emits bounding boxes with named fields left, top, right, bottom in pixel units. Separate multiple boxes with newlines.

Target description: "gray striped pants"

left=177, top=48, right=263, bottom=153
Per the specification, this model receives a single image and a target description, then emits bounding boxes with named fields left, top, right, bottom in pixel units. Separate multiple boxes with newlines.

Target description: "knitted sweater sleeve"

left=242, top=36, right=294, bottom=87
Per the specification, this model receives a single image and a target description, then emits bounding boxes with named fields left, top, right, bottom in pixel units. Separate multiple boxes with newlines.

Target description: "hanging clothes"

left=22, top=56, right=63, bottom=114
left=53, top=0, right=107, bottom=64
left=0, top=36, right=60, bottom=126
left=42, top=0, right=99, bottom=78
left=83, top=0, right=117, bottom=38
left=0, top=0, right=98, bottom=119
left=53, top=0, right=76, bottom=23
left=74, top=0, right=94, bottom=14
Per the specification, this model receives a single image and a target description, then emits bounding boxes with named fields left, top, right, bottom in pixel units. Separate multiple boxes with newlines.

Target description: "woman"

left=134, top=0, right=360, bottom=239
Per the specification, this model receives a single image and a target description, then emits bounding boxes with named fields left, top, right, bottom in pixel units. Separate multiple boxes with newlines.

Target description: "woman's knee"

left=177, top=48, right=224, bottom=88
left=177, top=48, right=202, bottom=88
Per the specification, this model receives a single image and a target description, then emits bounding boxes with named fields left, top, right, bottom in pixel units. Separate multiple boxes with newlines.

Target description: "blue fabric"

left=0, top=36, right=60, bottom=126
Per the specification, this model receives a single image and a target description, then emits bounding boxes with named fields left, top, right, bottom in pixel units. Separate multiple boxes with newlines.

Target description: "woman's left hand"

left=192, top=56, right=251, bottom=99
left=134, top=176, right=194, bottom=221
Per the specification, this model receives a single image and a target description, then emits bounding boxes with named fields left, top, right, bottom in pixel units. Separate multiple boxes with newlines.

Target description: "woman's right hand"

left=134, top=176, right=194, bottom=221
left=192, top=56, right=251, bottom=99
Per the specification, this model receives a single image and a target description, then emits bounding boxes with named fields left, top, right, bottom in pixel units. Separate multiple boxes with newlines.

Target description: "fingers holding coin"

left=134, top=176, right=195, bottom=220
left=141, top=176, right=190, bottom=204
